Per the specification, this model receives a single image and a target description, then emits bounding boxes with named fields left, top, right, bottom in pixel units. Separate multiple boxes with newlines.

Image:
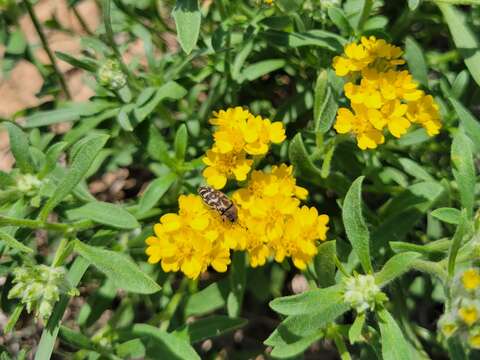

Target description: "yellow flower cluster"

left=146, top=165, right=329, bottom=279
left=438, top=268, right=480, bottom=349
left=232, top=165, right=329, bottom=270
left=332, top=36, right=441, bottom=150
left=145, top=195, right=232, bottom=279
left=202, top=107, right=286, bottom=189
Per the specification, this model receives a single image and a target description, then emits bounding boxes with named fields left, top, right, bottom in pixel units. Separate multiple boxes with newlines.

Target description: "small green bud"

left=343, top=274, right=387, bottom=313
left=8, top=264, right=69, bottom=321
left=97, top=59, right=127, bottom=90
left=16, top=174, right=42, bottom=195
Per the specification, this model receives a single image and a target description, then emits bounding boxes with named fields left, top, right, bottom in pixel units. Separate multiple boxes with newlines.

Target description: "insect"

left=198, top=186, right=238, bottom=223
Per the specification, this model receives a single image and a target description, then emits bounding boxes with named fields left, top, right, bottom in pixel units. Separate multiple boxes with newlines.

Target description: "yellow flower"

left=145, top=194, right=235, bottom=279
left=406, top=94, right=441, bottom=136
left=271, top=206, right=329, bottom=269
left=204, top=107, right=286, bottom=188
left=469, top=328, right=480, bottom=349
left=458, top=305, right=479, bottom=326
left=333, top=38, right=441, bottom=149
left=332, top=36, right=404, bottom=77
left=203, top=150, right=253, bottom=189
left=462, top=268, right=480, bottom=292
left=334, top=105, right=385, bottom=150
left=232, top=165, right=328, bottom=270
left=264, top=0, right=274, bottom=4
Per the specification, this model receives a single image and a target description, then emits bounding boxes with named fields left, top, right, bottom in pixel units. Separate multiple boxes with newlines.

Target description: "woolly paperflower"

left=145, top=194, right=236, bottom=279
left=333, top=38, right=441, bottom=149
left=203, top=150, right=253, bottom=189
left=204, top=107, right=286, bottom=188
left=334, top=105, right=385, bottom=150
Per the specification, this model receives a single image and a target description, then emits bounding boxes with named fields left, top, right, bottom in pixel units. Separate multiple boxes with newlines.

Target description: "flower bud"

left=343, top=274, right=387, bottom=313
left=97, top=59, right=127, bottom=90
left=16, top=173, right=42, bottom=195
left=8, top=265, right=69, bottom=321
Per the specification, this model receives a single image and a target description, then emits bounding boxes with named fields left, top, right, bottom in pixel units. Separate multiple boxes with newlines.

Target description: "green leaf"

left=74, top=241, right=161, bottom=294
left=398, top=158, right=434, bottom=182
left=174, top=124, right=189, bottom=161
left=55, top=51, right=97, bottom=72
left=408, top=0, right=421, bottom=10
left=4, top=304, right=23, bottom=333
left=375, top=252, right=421, bottom=287
left=349, top=312, right=366, bottom=344
left=24, top=102, right=114, bottom=128
left=174, top=316, right=247, bottom=343
left=227, top=252, right=246, bottom=317
left=289, top=133, right=322, bottom=179
left=431, top=207, right=461, bottom=224
left=449, top=97, right=480, bottom=153
left=59, top=326, right=97, bottom=351
left=185, top=280, right=229, bottom=317
left=139, top=173, right=178, bottom=214
left=405, top=37, right=428, bottom=87
left=270, top=284, right=344, bottom=316
left=377, top=309, right=413, bottom=360
left=6, top=29, right=27, bottom=55
left=451, top=70, right=470, bottom=99
left=232, top=39, right=254, bottom=81
left=327, top=7, right=352, bottom=35
left=148, top=125, right=175, bottom=167
left=316, top=87, right=338, bottom=134
left=241, top=59, right=286, bottom=82
left=172, top=0, right=202, bottom=55
left=314, top=240, right=337, bottom=288
left=66, top=201, right=139, bottom=229
left=39, top=134, right=109, bottom=221
left=0, top=230, right=33, bottom=254
left=451, top=130, right=476, bottom=217
left=134, top=82, right=187, bottom=122
left=131, top=324, right=200, bottom=360
left=262, top=29, right=346, bottom=52
left=447, top=209, right=469, bottom=277
left=342, top=176, right=373, bottom=273
left=438, top=3, right=480, bottom=86
left=38, top=141, right=68, bottom=179
left=5, top=122, right=34, bottom=173
left=266, top=302, right=350, bottom=358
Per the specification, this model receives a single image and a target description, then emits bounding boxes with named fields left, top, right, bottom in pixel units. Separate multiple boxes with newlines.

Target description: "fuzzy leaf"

left=39, top=135, right=109, bottom=220
left=172, top=0, right=201, bottom=55
left=375, top=252, right=421, bottom=287
left=138, top=173, right=178, bottom=214
left=5, top=122, right=34, bottom=173
left=451, top=131, right=476, bottom=217
left=75, top=241, right=160, bottom=294
left=67, top=201, right=139, bottom=229
left=342, top=176, right=373, bottom=273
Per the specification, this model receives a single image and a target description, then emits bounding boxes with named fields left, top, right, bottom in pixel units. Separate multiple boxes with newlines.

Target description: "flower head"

left=332, top=38, right=441, bottom=149
left=145, top=194, right=237, bottom=279
left=343, top=274, right=387, bottom=313
left=203, top=107, right=285, bottom=189
left=8, top=265, right=68, bottom=321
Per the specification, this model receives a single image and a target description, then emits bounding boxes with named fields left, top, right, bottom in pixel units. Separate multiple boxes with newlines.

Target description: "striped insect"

left=198, top=186, right=238, bottom=223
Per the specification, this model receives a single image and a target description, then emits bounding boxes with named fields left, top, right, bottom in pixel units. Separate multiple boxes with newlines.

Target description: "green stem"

left=333, top=332, right=352, bottom=360
left=157, top=278, right=189, bottom=330
left=0, top=215, right=69, bottom=233
left=102, top=0, right=139, bottom=91
left=23, top=0, right=71, bottom=99
left=71, top=6, right=93, bottom=36
left=335, top=256, right=349, bottom=277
